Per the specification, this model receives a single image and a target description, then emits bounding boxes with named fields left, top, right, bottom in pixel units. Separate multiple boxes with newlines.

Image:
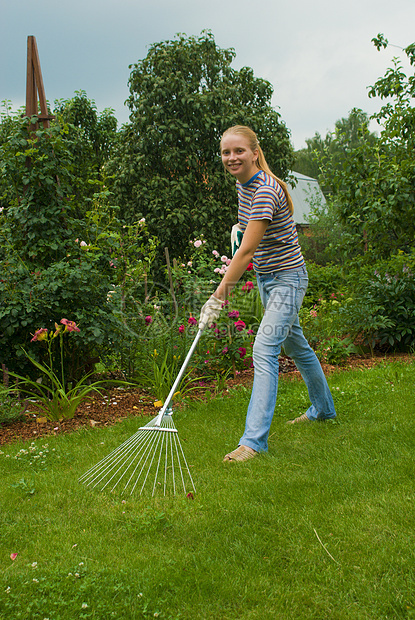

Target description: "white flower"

left=82, top=603, right=88, bottom=609
left=31, top=562, right=38, bottom=569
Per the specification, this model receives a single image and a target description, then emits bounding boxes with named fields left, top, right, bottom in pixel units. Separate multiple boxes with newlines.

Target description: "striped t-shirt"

left=237, top=170, right=305, bottom=273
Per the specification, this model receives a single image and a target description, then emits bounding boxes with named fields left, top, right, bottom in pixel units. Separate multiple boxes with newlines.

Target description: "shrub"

left=343, top=251, right=415, bottom=352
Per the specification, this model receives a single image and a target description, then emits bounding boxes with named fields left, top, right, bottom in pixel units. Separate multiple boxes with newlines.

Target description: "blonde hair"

left=221, top=125, right=294, bottom=215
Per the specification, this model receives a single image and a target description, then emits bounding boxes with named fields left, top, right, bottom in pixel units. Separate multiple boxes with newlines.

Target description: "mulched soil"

left=1, top=352, right=413, bottom=447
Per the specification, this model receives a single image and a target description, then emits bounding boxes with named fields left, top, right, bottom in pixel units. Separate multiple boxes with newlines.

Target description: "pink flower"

left=238, top=347, right=247, bottom=358
left=178, top=324, right=185, bottom=333
left=247, top=329, right=255, bottom=335
left=187, top=492, right=194, bottom=499
left=60, top=319, right=80, bottom=333
left=188, top=317, right=197, bottom=326
left=145, top=315, right=153, bottom=325
left=310, top=310, right=318, bottom=318
left=242, top=281, right=254, bottom=292
left=221, top=255, right=228, bottom=263
left=222, top=346, right=229, bottom=354
left=30, top=328, right=48, bottom=342
left=228, top=310, right=239, bottom=319
left=212, top=250, right=219, bottom=258
left=194, top=240, right=202, bottom=248
left=10, top=553, right=18, bottom=561
left=234, top=320, right=246, bottom=332
left=330, top=293, right=337, bottom=299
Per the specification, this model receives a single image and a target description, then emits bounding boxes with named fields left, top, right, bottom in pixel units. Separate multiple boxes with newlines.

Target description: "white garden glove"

left=199, top=296, right=223, bottom=330
left=231, top=223, right=243, bottom=256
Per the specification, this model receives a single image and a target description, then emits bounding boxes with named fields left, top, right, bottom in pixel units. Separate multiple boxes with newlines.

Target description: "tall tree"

left=107, top=31, right=294, bottom=263
left=293, top=108, right=377, bottom=195
left=320, top=35, right=415, bottom=259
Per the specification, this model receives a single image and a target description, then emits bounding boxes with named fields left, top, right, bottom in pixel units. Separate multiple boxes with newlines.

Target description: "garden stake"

left=79, top=329, right=203, bottom=497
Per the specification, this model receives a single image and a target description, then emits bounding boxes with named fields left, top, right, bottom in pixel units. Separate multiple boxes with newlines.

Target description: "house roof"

left=287, top=171, right=326, bottom=225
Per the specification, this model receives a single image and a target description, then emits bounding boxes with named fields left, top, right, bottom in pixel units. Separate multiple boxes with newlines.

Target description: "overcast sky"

left=1, top=0, right=414, bottom=149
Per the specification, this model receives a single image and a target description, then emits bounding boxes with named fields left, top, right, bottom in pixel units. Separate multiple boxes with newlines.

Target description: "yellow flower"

left=154, top=400, right=163, bottom=408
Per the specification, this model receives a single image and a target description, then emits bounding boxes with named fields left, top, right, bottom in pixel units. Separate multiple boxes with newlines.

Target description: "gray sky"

left=1, top=0, right=414, bottom=149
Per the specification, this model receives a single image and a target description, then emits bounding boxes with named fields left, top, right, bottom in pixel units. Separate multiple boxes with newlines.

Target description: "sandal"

left=223, top=445, right=257, bottom=463
left=286, top=413, right=310, bottom=424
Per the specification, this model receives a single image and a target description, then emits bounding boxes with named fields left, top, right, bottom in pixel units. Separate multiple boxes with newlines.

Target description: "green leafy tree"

left=316, top=36, right=415, bottom=259
left=53, top=90, right=118, bottom=172
left=0, top=111, right=153, bottom=378
left=107, top=31, right=294, bottom=267
left=293, top=108, right=377, bottom=195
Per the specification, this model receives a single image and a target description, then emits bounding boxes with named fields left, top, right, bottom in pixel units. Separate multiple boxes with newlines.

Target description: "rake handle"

left=154, top=328, right=204, bottom=426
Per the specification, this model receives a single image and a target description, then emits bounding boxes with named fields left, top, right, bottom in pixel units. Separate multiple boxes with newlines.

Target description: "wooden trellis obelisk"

left=26, top=35, right=55, bottom=131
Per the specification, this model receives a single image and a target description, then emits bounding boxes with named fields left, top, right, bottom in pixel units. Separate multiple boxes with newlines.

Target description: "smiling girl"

left=199, top=125, right=336, bottom=462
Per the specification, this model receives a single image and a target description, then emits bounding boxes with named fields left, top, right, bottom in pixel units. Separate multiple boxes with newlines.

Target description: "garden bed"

left=1, top=352, right=412, bottom=446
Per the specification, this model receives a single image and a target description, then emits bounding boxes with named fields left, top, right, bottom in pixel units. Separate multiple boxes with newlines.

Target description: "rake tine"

left=79, top=429, right=147, bottom=485
left=136, top=431, right=164, bottom=496
left=86, top=431, right=150, bottom=490
left=115, top=430, right=161, bottom=493
left=176, top=433, right=196, bottom=494
left=151, top=432, right=166, bottom=497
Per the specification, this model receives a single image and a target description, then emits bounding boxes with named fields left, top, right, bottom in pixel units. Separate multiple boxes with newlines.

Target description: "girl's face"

left=221, top=134, right=259, bottom=184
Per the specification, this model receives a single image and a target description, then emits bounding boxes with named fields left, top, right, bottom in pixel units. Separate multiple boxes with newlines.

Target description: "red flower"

left=188, top=317, right=197, bottom=326
left=60, top=319, right=80, bottom=333
left=238, top=347, right=247, bottom=358
left=234, top=320, right=246, bottom=332
left=178, top=324, right=185, bottom=333
left=30, top=328, right=48, bottom=342
left=246, top=263, right=253, bottom=271
left=242, top=281, right=254, bottom=291
left=145, top=315, right=153, bottom=325
left=228, top=310, right=239, bottom=319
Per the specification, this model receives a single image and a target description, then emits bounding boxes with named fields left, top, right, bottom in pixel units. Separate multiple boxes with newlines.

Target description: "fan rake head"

left=79, top=410, right=196, bottom=497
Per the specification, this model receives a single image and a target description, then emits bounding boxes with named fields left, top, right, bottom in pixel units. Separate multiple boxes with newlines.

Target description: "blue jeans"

left=239, top=266, right=336, bottom=452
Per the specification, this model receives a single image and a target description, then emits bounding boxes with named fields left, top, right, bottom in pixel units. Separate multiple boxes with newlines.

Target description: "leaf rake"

left=79, top=329, right=203, bottom=497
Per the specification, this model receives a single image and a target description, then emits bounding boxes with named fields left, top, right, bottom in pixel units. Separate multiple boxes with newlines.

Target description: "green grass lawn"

left=1, top=359, right=414, bottom=619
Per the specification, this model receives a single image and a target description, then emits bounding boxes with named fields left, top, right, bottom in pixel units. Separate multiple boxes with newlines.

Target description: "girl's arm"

left=213, top=219, right=269, bottom=301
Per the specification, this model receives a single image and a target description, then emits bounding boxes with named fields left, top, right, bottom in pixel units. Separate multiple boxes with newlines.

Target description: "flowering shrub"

left=9, top=320, right=131, bottom=421
left=338, top=251, right=415, bottom=353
